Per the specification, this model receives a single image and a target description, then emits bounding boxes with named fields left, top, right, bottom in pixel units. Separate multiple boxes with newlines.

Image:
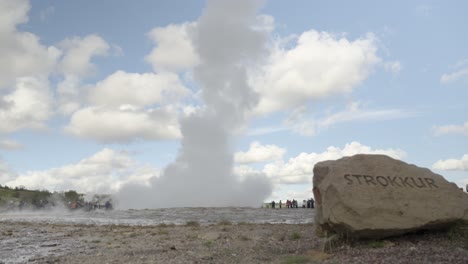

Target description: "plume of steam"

left=117, top=0, right=272, bottom=209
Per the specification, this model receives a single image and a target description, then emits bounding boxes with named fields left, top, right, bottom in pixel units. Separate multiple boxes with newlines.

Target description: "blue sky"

left=0, top=0, right=467, bottom=207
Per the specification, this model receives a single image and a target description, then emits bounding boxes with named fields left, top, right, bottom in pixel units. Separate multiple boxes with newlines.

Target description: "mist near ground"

left=117, top=0, right=273, bottom=209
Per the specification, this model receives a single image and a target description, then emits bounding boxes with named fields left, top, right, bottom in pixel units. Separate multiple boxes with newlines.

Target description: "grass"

left=204, top=240, right=213, bottom=247
left=367, top=240, right=386, bottom=248
left=290, top=232, right=301, bottom=240
left=447, top=220, right=468, bottom=248
left=218, top=219, right=232, bottom=226
left=186, top=221, right=200, bottom=227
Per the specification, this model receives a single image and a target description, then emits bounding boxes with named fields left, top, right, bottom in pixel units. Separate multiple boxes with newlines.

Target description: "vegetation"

left=368, top=240, right=386, bottom=248
left=290, top=232, right=301, bottom=240
left=186, top=221, right=200, bottom=227
left=447, top=220, right=468, bottom=249
left=0, top=185, right=85, bottom=210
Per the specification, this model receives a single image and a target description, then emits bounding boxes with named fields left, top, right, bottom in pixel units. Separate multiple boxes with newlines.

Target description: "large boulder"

left=313, top=154, right=468, bottom=239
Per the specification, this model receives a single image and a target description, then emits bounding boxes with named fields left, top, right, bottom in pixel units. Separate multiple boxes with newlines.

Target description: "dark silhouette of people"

left=271, top=200, right=275, bottom=209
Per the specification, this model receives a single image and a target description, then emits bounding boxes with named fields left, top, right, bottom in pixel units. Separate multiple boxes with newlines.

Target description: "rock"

left=313, top=154, right=468, bottom=239
left=198, top=232, right=220, bottom=240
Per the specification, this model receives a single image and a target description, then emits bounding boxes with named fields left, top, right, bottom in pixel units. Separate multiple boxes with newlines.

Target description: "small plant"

left=186, top=220, right=200, bottom=227
left=290, top=232, right=301, bottom=240
left=204, top=240, right=213, bottom=247
left=368, top=240, right=385, bottom=248
left=157, top=223, right=168, bottom=228
left=158, top=229, right=169, bottom=235
left=218, top=219, right=232, bottom=226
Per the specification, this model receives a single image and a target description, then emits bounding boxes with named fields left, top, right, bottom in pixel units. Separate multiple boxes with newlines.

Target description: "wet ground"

left=0, top=207, right=314, bottom=226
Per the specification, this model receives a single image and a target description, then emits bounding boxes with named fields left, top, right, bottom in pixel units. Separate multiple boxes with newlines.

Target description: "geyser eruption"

left=117, top=0, right=272, bottom=208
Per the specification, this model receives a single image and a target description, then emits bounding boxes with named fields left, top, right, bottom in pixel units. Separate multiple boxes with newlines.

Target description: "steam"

left=117, top=0, right=272, bottom=209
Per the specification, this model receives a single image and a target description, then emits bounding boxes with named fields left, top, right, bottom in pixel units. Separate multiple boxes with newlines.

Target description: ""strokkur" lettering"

left=344, top=174, right=438, bottom=188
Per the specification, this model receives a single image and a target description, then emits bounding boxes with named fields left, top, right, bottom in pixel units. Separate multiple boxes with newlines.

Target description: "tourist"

left=279, top=200, right=282, bottom=209
left=271, top=200, right=275, bottom=209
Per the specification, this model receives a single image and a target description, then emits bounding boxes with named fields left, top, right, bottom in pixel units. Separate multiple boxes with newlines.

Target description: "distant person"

left=105, top=201, right=113, bottom=210
left=466, top=184, right=468, bottom=192
left=271, top=200, right=275, bottom=209
left=279, top=200, right=282, bottom=209
left=310, top=198, right=315, bottom=209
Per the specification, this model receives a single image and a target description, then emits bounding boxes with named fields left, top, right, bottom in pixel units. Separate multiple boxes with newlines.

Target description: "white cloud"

left=65, top=70, right=191, bottom=143
left=145, top=22, right=199, bottom=72
left=384, top=61, right=402, bottom=75
left=56, top=75, right=84, bottom=115
left=58, top=34, right=110, bottom=77
left=283, top=102, right=415, bottom=137
left=440, top=67, right=468, bottom=84
left=237, top=141, right=406, bottom=185
left=433, top=122, right=468, bottom=136
left=0, top=139, right=23, bottom=150
left=432, top=154, right=468, bottom=171
left=5, top=148, right=160, bottom=194
left=252, top=30, right=380, bottom=114
left=318, top=102, right=414, bottom=128
left=0, top=77, right=53, bottom=133
left=89, top=70, right=190, bottom=107
left=65, top=106, right=181, bottom=143
left=235, top=141, right=285, bottom=163
left=0, top=0, right=60, bottom=89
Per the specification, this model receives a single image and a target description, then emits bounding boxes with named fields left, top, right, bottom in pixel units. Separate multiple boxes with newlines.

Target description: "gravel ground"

left=0, top=221, right=466, bottom=264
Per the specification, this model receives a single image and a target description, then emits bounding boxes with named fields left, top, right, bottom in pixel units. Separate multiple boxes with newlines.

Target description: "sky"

left=0, top=0, right=467, bottom=208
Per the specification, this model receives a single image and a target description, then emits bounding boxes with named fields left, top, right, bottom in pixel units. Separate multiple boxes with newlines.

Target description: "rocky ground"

left=0, top=221, right=467, bottom=264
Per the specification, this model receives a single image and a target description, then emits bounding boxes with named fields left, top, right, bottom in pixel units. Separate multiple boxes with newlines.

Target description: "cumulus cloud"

left=433, top=122, right=468, bottom=136
left=55, top=34, right=110, bottom=115
left=145, top=22, right=199, bottom=72
left=235, top=141, right=285, bottom=163
left=252, top=30, right=380, bottom=114
left=88, top=70, right=190, bottom=107
left=65, top=106, right=181, bottom=143
left=5, top=148, right=160, bottom=194
left=58, top=34, right=110, bottom=77
left=237, top=141, right=406, bottom=184
left=0, top=77, right=53, bottom=133
left=432, top=154, right=468, bottom=171
left=0, top=0, right=60, bottom=89
left=64, top=69, right=192, bottom=142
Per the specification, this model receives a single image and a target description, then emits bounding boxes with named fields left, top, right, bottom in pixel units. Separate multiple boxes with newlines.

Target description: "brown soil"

left=0, top=221, right=466, bottom=264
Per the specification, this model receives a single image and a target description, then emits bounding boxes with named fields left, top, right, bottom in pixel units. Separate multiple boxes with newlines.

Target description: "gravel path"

left=0, top=221, right=466, bottom=263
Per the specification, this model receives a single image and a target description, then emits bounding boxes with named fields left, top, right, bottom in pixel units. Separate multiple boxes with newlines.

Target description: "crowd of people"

left=269, top=198, right=315, bottom=209
left=69, top=200, right=113, bottom=211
